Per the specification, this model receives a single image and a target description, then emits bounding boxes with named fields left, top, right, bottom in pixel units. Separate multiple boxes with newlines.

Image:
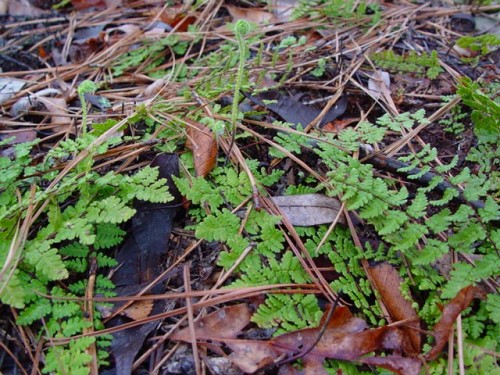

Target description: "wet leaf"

left=426, top=285, right=477, bottom=361
left=367, top=262, right=421, bottom=355
left=186, top=119, right=218, bottom=177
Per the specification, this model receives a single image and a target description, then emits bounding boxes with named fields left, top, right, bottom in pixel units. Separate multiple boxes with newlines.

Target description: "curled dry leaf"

left=185, top=119, right=218, bottom=177
left=367, top=262, right=421, bottom=355
left=425, top=285, right=478, bottom=361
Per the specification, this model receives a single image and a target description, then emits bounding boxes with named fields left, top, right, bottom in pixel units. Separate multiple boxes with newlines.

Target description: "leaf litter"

left=0, top=0, right=498, bottom=374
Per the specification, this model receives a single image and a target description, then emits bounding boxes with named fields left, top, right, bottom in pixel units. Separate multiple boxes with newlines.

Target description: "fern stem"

left=231, top=20, right=250, bottom=131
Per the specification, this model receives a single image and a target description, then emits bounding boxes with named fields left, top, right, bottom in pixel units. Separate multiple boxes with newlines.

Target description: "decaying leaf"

left=170, top=302, right=422, bottom=374
left=186, top=119, right=218, bottom=177
left=367, top=262, right=421, bottom=355
left=426, top=285, right=478, bottom=361
left=271, top=194, right=345, bottom=226
left=268, top=308, right=420, bottom=375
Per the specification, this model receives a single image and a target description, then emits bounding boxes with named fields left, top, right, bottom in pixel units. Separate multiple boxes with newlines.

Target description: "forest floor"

left=0, top=1, right=499, bottom=374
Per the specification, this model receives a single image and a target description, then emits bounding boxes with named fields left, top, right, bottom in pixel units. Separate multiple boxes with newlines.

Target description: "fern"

left=252, top=293, right=322, bottom=335
left=0, top=123, right=174, bottom=372
left=371, top=50, right=443, bottom=79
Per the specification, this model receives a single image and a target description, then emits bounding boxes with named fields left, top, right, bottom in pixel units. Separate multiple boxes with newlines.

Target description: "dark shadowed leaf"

left=246, top=91, right=347, bottom=128
left=107, top=153, right=181, bottom=374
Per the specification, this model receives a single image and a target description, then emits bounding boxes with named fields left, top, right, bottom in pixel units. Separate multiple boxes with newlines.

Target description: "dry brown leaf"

left=226, top=5, right=275, bottom=25
left=271, top=194, right=345, bottom=226
left=71, top=0, right=105, bottom=10
left=160, top=5, right=197, bottom=32
left=185, top=119, right=218, bottom=177
left=226, top=340, right=279, bottom=373
left=171, top=303, right=252, bottom=342
left=425, top=285, right=477, bottom=361
left=367, top=262, right=421, bottom=355
left=120, top=299, right=154, bottom=321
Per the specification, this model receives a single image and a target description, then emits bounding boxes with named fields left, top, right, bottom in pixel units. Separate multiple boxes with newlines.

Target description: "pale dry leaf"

left=271, top=194, right=345, bottom=226
left=142, top=78, right=169, bottom=98
left=0, top=77, right=25, bottom=104
left=367, top=70, right=391, bottom=100
left=39, top=97, right=70, bottom=133
left=272, top=0, right=298, bottom=23
left=0, top=0, right=7, bottom=14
